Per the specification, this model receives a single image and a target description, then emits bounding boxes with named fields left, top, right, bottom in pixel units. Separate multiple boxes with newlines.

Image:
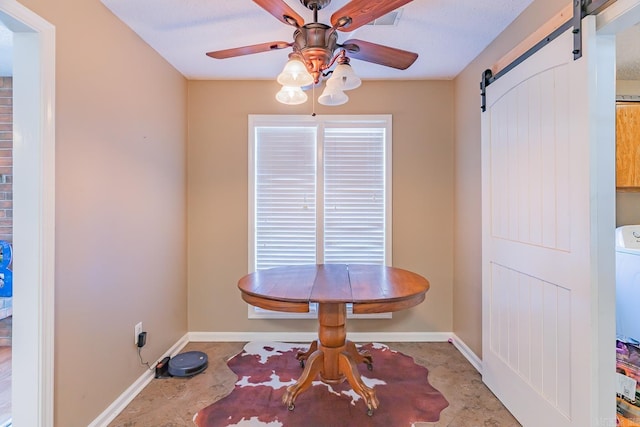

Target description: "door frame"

left=0, top=1, right=55, bottom=426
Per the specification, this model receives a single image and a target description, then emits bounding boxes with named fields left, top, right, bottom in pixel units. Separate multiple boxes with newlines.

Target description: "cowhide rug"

left=193, top=342, right=449, bottom=427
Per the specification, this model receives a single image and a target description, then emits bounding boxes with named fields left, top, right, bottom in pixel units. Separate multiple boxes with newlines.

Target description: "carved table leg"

left=295, top=340, right=318, bottom=368
left=282, top=349, right=323, bottom=410
left=345, top=340, right=373, bottom=371
left=339, top=351, right=379, bottom=415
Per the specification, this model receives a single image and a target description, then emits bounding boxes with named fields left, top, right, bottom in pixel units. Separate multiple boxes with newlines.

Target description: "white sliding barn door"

left=482, top=16, right=615, bottom=427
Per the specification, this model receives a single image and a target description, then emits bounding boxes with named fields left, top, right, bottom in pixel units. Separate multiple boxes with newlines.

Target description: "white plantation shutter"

left=324, top=126, right=386, bottom=264
left=248, top=115, right=391, bottom=318
left=254, top=126, right=317, bottom=270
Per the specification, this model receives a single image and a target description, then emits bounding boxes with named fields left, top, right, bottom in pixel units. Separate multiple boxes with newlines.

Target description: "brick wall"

left=0, top=77, right=11, bottom=244
left=0, top=77, right=12, bottom=325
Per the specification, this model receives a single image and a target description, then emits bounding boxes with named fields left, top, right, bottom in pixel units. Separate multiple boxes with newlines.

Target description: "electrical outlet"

left=134, top=322, right=143, bottom=345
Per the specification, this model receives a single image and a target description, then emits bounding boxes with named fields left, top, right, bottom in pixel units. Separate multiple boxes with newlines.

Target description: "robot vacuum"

left=167, top=351, right=208, bottom=377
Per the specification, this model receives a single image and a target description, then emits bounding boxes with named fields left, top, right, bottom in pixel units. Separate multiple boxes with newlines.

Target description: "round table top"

left=238, top=264, right=430, bottom=315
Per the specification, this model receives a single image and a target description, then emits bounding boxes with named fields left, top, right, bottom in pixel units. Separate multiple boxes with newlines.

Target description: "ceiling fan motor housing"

left=293, top=23, right=338, bottom=83
left=301, top=0, right=332, bottom=10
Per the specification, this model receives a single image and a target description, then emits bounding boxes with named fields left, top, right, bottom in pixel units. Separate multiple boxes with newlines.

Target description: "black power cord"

left=136, top=331, right=153, bottom=370
left=137, top=346, right=153, bottom=371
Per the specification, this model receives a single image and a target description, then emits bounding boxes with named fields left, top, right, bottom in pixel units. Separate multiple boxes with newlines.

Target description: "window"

left=248, top=115, right=392, bottom=318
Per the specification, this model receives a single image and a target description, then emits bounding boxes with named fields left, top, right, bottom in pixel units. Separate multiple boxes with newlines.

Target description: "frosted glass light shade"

left=276, top=86, right=308, bottom=105
left=326, top=63, right=361, bottom=91
left=277, top=58, right=314, bottom=87
left=318, top=85, right=348, bottom=106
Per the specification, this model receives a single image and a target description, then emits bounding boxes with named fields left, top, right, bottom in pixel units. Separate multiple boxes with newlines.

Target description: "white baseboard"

left=188, top=331, right=453, bottom=343
left=191, top=331, right=482, bottom=372
left=90, top=331, right=482, bottom=426
left=450, top=333, right=482, bottom=373
left=88, top=333, right=190, bottom=427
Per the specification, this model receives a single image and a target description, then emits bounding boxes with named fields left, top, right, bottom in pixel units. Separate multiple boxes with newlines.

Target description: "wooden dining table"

left=237, top=263, right=430, bottom=416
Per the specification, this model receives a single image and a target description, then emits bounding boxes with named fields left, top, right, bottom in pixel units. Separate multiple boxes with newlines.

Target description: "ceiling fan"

left=205, top=0, right=419, bottom=87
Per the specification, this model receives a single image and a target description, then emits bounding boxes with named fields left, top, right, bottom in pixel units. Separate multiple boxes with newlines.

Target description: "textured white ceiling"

left=100, top=0, right=534, bottom=80
left=2, top=1, right=640, bottom=82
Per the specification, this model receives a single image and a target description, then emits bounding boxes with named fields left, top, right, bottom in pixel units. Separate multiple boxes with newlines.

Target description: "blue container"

left=0, top=241, right=13, bottom=298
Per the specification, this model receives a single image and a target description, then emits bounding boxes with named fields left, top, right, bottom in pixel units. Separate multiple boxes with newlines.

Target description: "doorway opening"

left=0, top=2, right=55, bottom=426
left=0, top=75, right=13, bottom=427
left=0, top=22, right=14, bottom=427
left=613, top=12, right=640, bottom=427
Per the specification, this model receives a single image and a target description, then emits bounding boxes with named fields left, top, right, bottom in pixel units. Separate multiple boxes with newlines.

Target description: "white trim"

left=450, top=334, right=482, bottom=373
left=591, top=16, right=618, bottom=426
left=188, top=331, right=452, bottom=343
left=87, top=334, right=190, bottom=427
left=384, top=118, right=392, bottom=262
left=596, top=0, right=640, bottom=34
left=0, top=2, right=56, bottom=426
left=190, top=331, right=320, bottom=343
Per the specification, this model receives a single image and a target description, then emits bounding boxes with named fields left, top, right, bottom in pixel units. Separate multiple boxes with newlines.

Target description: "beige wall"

left=616, top=80, right=640, bottom=226
left=16, top=1, right=188, bottom=425
left=453, top=0, right=568, bottom=357
left=618, top=192, right=640, bottom=225
left=187, top=80, right=455, bottom=335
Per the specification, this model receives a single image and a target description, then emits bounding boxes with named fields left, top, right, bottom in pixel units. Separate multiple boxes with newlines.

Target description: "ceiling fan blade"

left=331, top=0, right=413, bottom=32
left=253, top=0, right=305, bottom=27
left=206, top=41, right=293, bottom=59
left=341, top=39, right=418, bottom=70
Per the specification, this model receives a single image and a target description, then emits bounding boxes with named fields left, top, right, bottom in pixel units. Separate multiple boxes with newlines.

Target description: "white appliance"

left=616, top=225, right=640, bottom=342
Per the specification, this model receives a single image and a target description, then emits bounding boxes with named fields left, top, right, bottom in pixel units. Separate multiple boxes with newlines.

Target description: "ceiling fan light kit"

left=326, top=56, right=361, bottom=91
left=277, top=56, right=314, bottom=87
left=276, top=85, right=309, bottom=105
left=318, top=85, right=348, bottom=106
left=207, top=0, right=417, bottom=107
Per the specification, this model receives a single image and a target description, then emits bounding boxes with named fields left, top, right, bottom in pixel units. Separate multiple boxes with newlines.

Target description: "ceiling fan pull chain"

left=312, top=83, right=317, bottom=117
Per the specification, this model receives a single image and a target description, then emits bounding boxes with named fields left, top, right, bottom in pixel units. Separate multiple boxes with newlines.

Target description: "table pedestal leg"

left=338, top=351, right=379, bottom=415
left=297, top=340, right=371, bottom=369
left=345, top=340, right=373, bottom=370
left=282, top=350, right=323, bottom=410
left=283, top=303, right=379, bottom=415
left=295, top=340, right=318, bottom=367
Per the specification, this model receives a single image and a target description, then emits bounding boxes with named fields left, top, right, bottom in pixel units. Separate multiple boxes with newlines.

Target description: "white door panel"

left=482, top=16, right=614, bottom=427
